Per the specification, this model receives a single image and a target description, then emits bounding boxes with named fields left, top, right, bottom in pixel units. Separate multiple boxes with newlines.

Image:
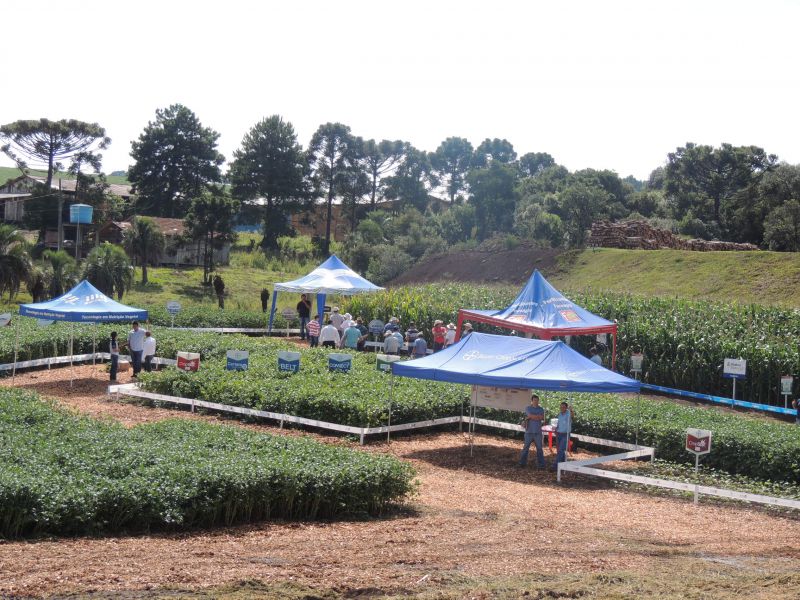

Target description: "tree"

left=383, top=146, right=436, bottom=212
left=467, top=161, right=519, bottom=240
left=122, top=217, right=165, bottom=285
left=0, top=224, right=32, bottom=300
left=184, top=189, right=239, bottom=284
left=519, top=152, right=556, bottom=177
left=0, top=119, right=110, bottom=190
left=430, top=137, right=473, bottom=202
left=472, top=138, right=517, bottom=167
left=306, top=123, right=361, bottom=255
left=128, top=104, right=224, bottom=218
left=228, top=116, right=308, bottom=251
left=42, top=250, right=78, bottom=298
left=554, top=182, right=611, bottom=247
left=83, top=243, right=132, bottom=299
left=763, top=200, right=800, bottom=251
left=361, top=139, right=406, bottom=208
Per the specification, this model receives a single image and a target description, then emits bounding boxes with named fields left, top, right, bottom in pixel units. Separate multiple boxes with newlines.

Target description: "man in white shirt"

left=330, top=307, right=345, bottom=332
left=126, top=321, right=146, bottom=377
left=143, top=330, right=157, bottom=372
left=319, top=320, right=341, bottom=348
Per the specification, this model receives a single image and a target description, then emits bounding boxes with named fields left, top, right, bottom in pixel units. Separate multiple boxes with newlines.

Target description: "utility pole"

left=57, top=179, right=64, bottom=252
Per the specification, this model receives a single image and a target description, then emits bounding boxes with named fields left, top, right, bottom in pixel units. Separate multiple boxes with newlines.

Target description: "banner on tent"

left=226, top=350, right=250, bottom=371
left=177, top=351, right=200, bottom=372
left=328, top=353, right=352, bottom=372
left=376, top=353, right=401, bottom=373
left=471, top=385, right=530, bottom=412
left=278, top=351, right=301, bottom=373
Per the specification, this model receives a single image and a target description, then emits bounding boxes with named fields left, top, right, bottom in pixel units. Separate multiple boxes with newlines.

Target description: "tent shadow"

left=404, top=441, right=611, bottom=490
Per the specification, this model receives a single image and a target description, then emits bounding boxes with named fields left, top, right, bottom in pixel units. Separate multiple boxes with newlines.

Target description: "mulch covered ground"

left=1, top=365, right=799, bottom=597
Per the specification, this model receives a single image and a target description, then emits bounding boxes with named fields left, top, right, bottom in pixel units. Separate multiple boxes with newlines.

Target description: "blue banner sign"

left=226, top=350, right=250, bottom=371
left=328, top=353, right=353, bottom=373
left=278, top=350, right=300, bottom=373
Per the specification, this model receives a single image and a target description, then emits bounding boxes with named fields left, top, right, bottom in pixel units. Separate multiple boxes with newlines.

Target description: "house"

left=98, top=216, right=230, bottom=267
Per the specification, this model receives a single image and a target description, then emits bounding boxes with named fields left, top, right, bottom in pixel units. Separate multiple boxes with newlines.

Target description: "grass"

left=0, top=165, right=130, bottom=186
left=551, top=247, right=800, bottom=307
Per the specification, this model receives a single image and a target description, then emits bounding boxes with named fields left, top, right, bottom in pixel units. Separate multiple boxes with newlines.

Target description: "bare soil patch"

left=2, top=366, right=800, bottom=599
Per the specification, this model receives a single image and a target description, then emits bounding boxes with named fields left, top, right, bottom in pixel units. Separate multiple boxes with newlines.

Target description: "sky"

left=2, top=0, right=799, bottom=180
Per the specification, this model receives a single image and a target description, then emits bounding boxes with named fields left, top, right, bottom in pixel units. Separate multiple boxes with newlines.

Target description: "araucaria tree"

left=229, top=116, right=308, bottom=251
left=307, top=123, right=361, bottom=256
left=184, top=189, right=239, bottom=284
left=122, top=217, right=165, bottom=285
left=128, top=104, right=224, bottom=218
left=0, top=119, right=110, bottom=189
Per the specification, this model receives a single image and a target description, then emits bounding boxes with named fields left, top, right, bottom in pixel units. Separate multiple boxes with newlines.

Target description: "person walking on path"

left=306, top=315, right=321, bottom=348
left=553, top=402, right=574, bottom=470
left=518, top=394, right=546, bottom=468
left=143, top=330, right=156, bottom=373
left=296, top=294, right=312, bottom=340
left=126, top=321, right=145, bottom=378
left=109, top=331, right=120, bottom=382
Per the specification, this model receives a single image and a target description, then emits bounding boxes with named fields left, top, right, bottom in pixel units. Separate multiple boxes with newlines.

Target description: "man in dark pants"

left=518, top=394, right=546, bottom=468
left=109, top=331, right=119, bottom=381
left=126, top=321, right=146, bottom=378
left=297, top=294, right=312, bottom=340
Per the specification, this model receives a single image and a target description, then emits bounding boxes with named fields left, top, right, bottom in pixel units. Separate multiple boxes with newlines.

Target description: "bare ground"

left=1, top=365, right=800, bottom=599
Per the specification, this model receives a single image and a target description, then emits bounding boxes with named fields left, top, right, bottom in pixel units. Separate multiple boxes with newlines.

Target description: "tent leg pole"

left=12, top=321, right=19, bottom=381
left=92, top=323, right=96, bottom=366
left=636, top=393, right=640, bottom=448
left=387, top=373, right=393, bottom=444
left=70, top=323, right=74, bottom=389
left=612, top=330, right=617, bottom=371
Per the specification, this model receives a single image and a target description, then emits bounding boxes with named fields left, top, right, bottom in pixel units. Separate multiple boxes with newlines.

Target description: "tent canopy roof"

left=19, top=280, right=148, bottom=323
left=459, top=270, right=615, bottom=335
left=391, top=332, right=639, bottom=393
left=273, top=254, right=384, bottom=295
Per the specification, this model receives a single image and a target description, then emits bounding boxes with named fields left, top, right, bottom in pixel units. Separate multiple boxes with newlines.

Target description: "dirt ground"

left=2, top=365, right=800, bottom=599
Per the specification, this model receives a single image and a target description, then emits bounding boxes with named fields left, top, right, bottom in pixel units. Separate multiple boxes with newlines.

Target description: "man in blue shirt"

left=342, top=322, right=362, bottom=350
left=518, top=394, right=545, bottom=468
left=554, top=401, right=574, bottom=469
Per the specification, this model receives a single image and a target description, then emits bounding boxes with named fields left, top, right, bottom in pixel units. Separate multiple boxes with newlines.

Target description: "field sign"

left=368, top=319, right=385, bottom=335
left=277, top=350, right=300, bottom=373
left=685, top=428, right=712, bottom=455
left=166, top=300, right=182, bottom=315
left=177, top=351, right=200, bottom=372
left=723, top=358, right=747, bottom=379
left=226, top=350, right=250, bottom=371
left=471, top=386, right=530, bottom=412
left=328, top=353, right=353, bottom=372
left=376, top=353, right=401, bottom=372
left=630, top=353, right=644, bottom=373
left=281, top=308, right=296, bottom=321
left=781, top=376, right=794, bottom=395
left=0, top=313, right=11, bottom=327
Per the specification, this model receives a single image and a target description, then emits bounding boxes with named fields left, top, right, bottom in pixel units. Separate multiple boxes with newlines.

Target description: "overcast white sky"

left=2, top=0, right=798, bottom=180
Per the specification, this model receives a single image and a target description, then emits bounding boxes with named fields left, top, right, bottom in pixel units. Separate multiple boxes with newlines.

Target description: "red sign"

left=177, top=351, right=200, bottom=372
left=559, top=310, right=581, bottom=323
left=685, top=428, right=712, bottom=455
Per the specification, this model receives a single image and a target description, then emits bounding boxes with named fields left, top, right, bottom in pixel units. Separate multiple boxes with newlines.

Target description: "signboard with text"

left=368, top=319, right=385, bottom=336
left=781, top=376, right=794, bottom=395
left=278, top=350, right=301, bottom=373
left=630, top=353, right=644, bottom=373
left=166, top=300, right=182, bottom=315
left=226, top=350, right=250, bottom=371
left=328, top=353, right=353, bottom=372
left=471, top=386, right=530, bottom=413
left=723, top=358, right=747, bottom=380
left=376, top=353, right=401, bottom=372
left=176, top=351, right=200, bottom=372
left=685, top=428, right=712, bottom=455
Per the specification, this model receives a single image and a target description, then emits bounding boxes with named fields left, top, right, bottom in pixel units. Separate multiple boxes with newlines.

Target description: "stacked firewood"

left=587, top=220, right=758, bottom=251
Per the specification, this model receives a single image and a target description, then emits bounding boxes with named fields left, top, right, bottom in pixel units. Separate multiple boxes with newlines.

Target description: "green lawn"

left=0, top=166, right=129, bottom=186
left=551, top=247, right=800, bottom=307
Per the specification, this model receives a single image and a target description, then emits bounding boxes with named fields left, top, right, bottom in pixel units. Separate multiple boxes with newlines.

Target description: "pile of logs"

left=587, top=220, right=758, bottom=251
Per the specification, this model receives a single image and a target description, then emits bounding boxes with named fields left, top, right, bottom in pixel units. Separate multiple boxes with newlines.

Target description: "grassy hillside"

left=0, top=166, right=129, bottom=186
left=550, top=248, right=800, bottom=307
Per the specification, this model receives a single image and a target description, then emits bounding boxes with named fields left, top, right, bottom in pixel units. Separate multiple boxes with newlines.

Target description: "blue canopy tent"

left=267, top=255, right=384, bottom=333
left=390, top=332, right=640, bottom=452
left=456, top=269, right=619, bottom=369
left=16, top=280, right=148, bottom=384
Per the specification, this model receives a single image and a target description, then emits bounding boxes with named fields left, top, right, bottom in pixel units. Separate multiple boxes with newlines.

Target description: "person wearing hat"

left=330, top=306, right=345, bottom=332
left=462, top=322, right=473, bottom=338
left=444, top=322, right=457, bottom=347
left=383, top=316, right=399, bottom=334
left=431, top=319, right=447, bottom=352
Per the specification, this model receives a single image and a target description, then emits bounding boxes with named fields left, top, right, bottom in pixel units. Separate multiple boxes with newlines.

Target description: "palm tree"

left=83, top=243, right=133, bottom=299
left=42, top=250, right=78, bottom=298
left=122, top=217, right=165, bottom=285
left=0, top=224, right=32, bottom=300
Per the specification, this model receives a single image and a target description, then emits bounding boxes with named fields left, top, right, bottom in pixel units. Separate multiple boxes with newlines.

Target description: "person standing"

left=109, top=331, right=120, bottom=382
left=792, top=397, right=800, bottom=425
left=462, top=322, right=473, bottom=338
left=518, top=394, right=546, bottom=468
left=330, top=307, right=345, bottom=333
left=296, top=294, right=312, bottom=340
left=412, top=334, right=428, bottom=358
left=142, top=330, right=157, bottom=373
left=383, top=330, right=401, bottom=355
left=320, top=319, right=340, bottom=349
left=444, top=323, right=457, bottom=347
left=342, top=321, right=362, bottom=350
left=588, top=347, right=603, bottom=366
left=126, top=321, right=145, bottom=378
left=355, top=317, right=369, bottom=351
left=306, top=315, right=321, bottom=348
left=554, top=402, right=574, bottom=470
left=431, top=320, right=447, bottom=352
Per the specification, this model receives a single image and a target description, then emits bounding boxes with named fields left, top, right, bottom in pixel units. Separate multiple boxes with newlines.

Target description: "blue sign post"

left=226, top=350, right=250, bottom=371
left=328, top=353, right=353, bottom=372
left=278, top=350, right=300, bottom=373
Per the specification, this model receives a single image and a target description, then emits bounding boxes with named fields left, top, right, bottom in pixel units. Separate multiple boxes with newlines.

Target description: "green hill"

left=0, top=166, right=129, bottom=186
left=551, top=248, right=800, bottom=307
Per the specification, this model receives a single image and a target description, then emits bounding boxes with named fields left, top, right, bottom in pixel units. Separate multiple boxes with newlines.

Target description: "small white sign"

left=630, top=353, right=644, bottom=372
left=781, top=376, right=794, bottom=395
left=0, top=312, right=11, bottom=327
left=596, top=333, right=607, bottom=344
left=471, top=386, right=530, bottom=413
left=686, top=428, right=712, bottom=455
left=281, top=308, right=296, bottom=320
left=723, top=358, right=747, bottom=379
left=166, top=300, right=182, bottom=315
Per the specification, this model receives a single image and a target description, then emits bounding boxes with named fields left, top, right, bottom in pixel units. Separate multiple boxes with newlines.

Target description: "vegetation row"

left=0, top=388, right=415, bottom=538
